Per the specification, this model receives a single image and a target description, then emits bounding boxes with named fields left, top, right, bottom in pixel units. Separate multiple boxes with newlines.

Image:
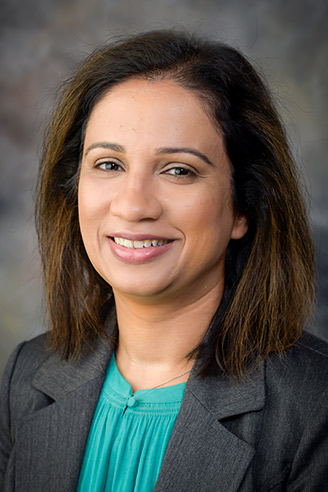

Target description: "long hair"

left=35, top=30, right=314, bottom=378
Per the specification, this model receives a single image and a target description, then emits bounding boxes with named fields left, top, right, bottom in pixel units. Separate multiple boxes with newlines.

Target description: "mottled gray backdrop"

left=1, top=0, right=327, bottom=378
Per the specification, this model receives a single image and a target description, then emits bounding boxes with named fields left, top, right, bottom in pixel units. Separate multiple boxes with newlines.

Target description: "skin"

left=78, top=79, right=247, bottom=390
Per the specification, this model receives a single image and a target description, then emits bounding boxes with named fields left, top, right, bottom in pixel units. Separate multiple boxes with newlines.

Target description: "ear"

left=231, top=215, right=248, bottom=240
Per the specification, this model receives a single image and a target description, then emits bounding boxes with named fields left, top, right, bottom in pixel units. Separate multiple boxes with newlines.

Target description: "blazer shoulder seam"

left=296, top=340, right=328, bottom=359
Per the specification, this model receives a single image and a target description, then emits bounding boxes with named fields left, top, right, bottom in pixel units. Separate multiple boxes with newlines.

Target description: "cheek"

left=78, top=179, right=108, bottom=225
left=188, top=193, right=233, bottom=231
left=186, top=195, right=236, bottom=254
left=78, top=181, right=104, bottom=249
left=78, top=186, right=91, bottom=234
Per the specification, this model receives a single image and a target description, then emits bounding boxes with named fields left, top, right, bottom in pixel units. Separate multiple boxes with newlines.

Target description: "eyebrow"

left=84, top=142, right=214, bottom=167
left=157, top=147, right=214, bottom=166
left=84, top=142, right=125, bottom=156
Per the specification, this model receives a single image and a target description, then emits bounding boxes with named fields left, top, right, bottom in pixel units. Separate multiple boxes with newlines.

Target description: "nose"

left=110, top=174, right=163, bottom=222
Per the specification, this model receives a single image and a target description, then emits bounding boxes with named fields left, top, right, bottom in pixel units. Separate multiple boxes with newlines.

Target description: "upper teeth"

left=114, top=237, right=169, bottom=249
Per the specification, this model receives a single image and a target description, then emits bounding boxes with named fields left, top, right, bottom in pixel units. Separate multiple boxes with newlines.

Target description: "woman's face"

left=78, top=79, right=247, bottom=304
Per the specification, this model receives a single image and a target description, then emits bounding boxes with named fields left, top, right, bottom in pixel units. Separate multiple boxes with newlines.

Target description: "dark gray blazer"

left=1, top=316, right=328, bottom=491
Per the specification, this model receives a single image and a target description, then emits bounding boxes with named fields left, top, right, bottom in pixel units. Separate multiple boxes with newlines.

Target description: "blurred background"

left=1, top=0, right=327, bottom=379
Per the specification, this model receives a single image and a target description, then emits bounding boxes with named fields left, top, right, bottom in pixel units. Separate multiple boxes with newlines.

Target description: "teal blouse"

left=77, top=354, right=186, bottom=492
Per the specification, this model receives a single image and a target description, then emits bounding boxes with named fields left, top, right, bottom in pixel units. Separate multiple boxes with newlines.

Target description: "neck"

left=113, top=285, right=222, bottom=391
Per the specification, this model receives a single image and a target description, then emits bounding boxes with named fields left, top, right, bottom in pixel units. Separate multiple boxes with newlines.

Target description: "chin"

left=113, top=284, right=170, bottom=300
left=108, top=277, right=178, bottom=302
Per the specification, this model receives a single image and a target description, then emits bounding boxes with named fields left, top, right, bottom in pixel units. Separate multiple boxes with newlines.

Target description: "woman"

left=0, top=30, right=327, bottom=492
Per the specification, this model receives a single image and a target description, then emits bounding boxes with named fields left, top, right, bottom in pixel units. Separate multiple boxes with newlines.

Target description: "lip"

left=108, top=232, right=173, bottom=241
left=108, top=236, right=175, bottom=264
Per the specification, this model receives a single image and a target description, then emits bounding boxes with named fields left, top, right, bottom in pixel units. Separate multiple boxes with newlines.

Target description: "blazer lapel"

left=15, top=320, right=116, bottom=492
left=155, top=363, right=265, bottom=492
left=15, top=378, right=105, bottom=491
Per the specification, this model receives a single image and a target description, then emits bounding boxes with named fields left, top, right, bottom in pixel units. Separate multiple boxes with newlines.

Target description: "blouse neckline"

left=103, top=353, right=187, bottom=405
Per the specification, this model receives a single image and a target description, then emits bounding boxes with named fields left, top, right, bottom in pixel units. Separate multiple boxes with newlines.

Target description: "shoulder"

left=294, top=330, right=328, bottom=359
left=0, top=334, right=55, bottom=457
left=263, top=332, right=328, bottom=434
left=1, top=334, right=56, bottom=419
left=266, top=331, right=328, bottom=393
left=295, top=330, right=328, bottom=359
left=2, top=333, right=54, bottom=388
left=256, top=333, right=328, bottom=488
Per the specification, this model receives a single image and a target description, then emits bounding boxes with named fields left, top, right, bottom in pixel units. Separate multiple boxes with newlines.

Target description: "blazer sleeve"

left=0, top=343, right=25, bottom=492
left=287, top=388, right=328, bottom=491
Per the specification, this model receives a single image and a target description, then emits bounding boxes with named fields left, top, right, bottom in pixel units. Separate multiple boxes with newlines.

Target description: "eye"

left=164, top=167, right=196, bottom=177
left=96, top=160, right=124, bottom=171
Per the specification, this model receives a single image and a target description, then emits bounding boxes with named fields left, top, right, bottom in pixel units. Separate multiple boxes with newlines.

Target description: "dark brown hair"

left=35, top=29, right=314, bottom=378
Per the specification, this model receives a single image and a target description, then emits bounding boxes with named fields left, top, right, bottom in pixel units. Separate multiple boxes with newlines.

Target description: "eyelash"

left=164, top=166, right=196, bottom=177
left=96, top=161, right=124, bottom=171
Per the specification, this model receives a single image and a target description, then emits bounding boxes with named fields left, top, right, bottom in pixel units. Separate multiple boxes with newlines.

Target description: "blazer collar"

left=32, top=314, right=117, bottom=400
left=187, top=358, right=265, bottom=419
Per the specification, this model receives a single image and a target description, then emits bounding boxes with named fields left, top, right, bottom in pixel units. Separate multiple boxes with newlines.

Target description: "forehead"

left=91, top=77, right=211, bottom=114
left=84, top=78, right=223, bottom=154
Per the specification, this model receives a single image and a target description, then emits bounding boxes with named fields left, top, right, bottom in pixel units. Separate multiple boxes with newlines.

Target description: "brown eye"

left=165, top=167, right=195, bottom=176
left=97, top=161, right=123, bottom=171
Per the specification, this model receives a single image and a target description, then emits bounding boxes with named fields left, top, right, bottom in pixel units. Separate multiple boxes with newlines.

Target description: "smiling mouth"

left=112, top=237, right=172, bottom=249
